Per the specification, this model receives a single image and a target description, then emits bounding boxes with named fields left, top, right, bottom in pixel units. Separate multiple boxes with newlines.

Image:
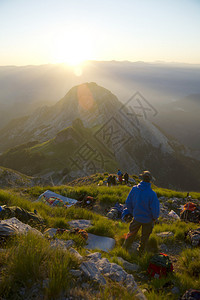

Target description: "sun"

left=51, top=28, right=93, bottom=66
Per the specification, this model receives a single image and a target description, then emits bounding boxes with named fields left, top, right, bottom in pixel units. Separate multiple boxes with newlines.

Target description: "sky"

left=0, top=0, right=200, bottom=66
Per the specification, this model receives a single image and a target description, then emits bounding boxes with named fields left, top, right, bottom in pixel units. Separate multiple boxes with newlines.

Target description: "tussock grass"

left=46, top=250, right=75, bottom=299
left=87, top=217, right=115, bottom=237
left=145, top=290, right=176, bottom=300
left=179, top=248, right=200, bottom=278
left=50, top=217, right=70, bottom=229
left=175, top=272, right=200, bottom=292
left=110, top=246, right=132, bottom=262
left=154, top=186, right=200, bottom=199
left=152, top=220, right=199, bottom=244
left=99, top=280, right=135, bottom=300
left=146, top=235, right=159, bottom=252
left=0, top=233, right=79, bottom=299
left=55, top=230, right=87, bottom=248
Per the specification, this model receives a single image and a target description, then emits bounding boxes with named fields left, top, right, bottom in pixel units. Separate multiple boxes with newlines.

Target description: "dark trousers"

left=124, top=219, right=153, bottom=253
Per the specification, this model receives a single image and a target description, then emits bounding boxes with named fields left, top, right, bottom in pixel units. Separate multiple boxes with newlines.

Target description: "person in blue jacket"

left=123, top=170, right=160, bottom=254
left=117, top=169, right=123, bottom=184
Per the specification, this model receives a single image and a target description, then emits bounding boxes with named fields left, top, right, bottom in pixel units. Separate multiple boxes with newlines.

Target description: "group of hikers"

left=107, top=169, right=129, bottom=186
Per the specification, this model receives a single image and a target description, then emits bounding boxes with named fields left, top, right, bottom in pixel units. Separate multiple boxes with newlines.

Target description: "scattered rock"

left=135, top=272, right=149, bottom=281
left=156, top=231, right=174, bottom=238
left=0, top=223, right=18, bottom=237
left=86, top=233, right=115, bottom=252
left=84, top=252, right=146, bottom=299
left=68, top=220, right=92, bottom=229
left=81, top=282, right=90, bottom=289
left=43, top=228, right=57, bottom=238
left=134, top=290, right=147, bottom=300
left=159, top=243, right=168, bottom=252
left=80, top=261, right=106, bottom=285
left=50, top=238, right=75, bottom=250
left=116, top=257, right=140, bottom=272
left=86, top=252, right=102, bottom=262
left=171, top=286, right=180, bottom=294
left=0, top=217, right=42, bottom=236
left=69, top=269, right=82, bottom=277
left=69, top=247, right=83, bottom=261
left=130, top=242, right=140, bottom=252
left=168, top=210, right=180, bottom=220
left=42, top=278, right=49, bottom=289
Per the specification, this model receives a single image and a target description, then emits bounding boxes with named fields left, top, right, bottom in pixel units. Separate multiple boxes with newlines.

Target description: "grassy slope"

left=0, top=122, right=118, bottom=178
left=0, top=183, right=200, bottom=299
left=0, top=166, right=35, bottom=188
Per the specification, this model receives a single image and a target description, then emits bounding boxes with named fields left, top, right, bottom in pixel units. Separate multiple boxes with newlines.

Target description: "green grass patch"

left=152, top=220, right=199, bottom=244
left=87, top=217, right=115, bottom=238
left=55, top=230, right=87, bottom=248
left=0, top=233, right=79, bottom=299
left=179, top=248, right=200, bottom=277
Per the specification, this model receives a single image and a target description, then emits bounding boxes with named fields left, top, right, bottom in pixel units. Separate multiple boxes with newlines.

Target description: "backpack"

left=147, top=253, right=173, bottom=278
left=183, top=202, right=197, bottom=212
left=180, top=203, right=200, bottom=223
left=186, top=228, right=200, bottom=246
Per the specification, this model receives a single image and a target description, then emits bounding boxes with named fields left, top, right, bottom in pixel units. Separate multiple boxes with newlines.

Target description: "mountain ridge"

left=0, top=81, right=200, bottom=191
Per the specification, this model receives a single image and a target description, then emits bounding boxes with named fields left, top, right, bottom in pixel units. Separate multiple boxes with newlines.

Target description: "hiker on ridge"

left=117, top=169, right=123, bottom=184
left=107, top=175, right=112, bottom=187
left=124, top=172, right=129, bottom=185
left=123, top=170, right=159, bottom=254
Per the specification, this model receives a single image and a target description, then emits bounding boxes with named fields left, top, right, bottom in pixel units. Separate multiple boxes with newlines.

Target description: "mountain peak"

left=59, top=82, right=119, bottom=107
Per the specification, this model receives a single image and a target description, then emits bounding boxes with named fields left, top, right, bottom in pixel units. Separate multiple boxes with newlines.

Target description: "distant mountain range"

left=1, top=61, right=200, bottom=130
left=0, top=82, right=200, bottom=191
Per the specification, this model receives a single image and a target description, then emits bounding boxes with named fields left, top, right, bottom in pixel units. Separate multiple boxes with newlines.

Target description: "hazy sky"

left=0, top=0, right=200, bottom=65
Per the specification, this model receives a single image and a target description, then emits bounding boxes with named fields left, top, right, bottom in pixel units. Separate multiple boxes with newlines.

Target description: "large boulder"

left=83, top=252, right=147, bottom=299
left=0, top=217, right=42, bottom=236
left=85, top=233, right=115, bottom=252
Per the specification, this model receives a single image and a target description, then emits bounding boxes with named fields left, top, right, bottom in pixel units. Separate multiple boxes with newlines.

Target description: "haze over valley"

left=0, top=0, right=200, bottom=191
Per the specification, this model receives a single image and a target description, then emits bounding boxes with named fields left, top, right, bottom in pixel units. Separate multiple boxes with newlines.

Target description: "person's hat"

left=139, top=170, right=152, bottom=181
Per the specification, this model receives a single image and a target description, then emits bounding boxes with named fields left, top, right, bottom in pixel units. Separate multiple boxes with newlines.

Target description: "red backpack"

left=183, top=202, right=197, bottom=212
left=147, top=253, right=173, bottom=278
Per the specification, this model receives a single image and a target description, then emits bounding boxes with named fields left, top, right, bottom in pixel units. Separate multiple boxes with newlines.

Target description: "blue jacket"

left=125, top=181, right=160, bottom=223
